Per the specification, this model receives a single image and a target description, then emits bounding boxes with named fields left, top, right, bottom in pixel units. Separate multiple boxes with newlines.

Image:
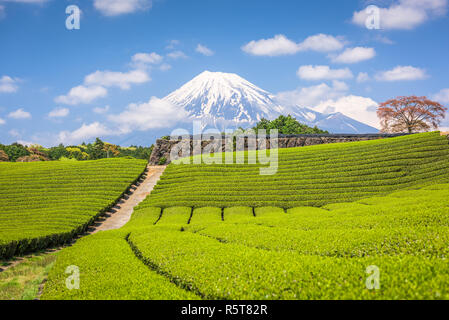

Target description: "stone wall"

left=149, top=134, right=409, bottom=165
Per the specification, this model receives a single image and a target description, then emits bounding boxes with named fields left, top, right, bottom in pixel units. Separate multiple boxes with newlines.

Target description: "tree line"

left=0, top=138, right=153, bottom=163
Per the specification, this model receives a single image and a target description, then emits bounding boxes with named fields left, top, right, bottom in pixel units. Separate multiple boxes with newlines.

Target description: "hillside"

left=41, top=132, right=449, bottom=300
left=0, top=159, right=147, bottom=259
left=144, top=132, right=449, bottom=208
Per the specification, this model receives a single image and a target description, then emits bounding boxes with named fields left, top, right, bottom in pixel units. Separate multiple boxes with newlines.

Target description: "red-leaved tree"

left=377, top=96, right=447, bottom=133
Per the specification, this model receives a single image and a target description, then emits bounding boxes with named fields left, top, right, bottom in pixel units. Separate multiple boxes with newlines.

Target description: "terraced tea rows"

left=0, top=159, right=147, bottom=259
left=43, top=183, right=449, bottom=300
left=144, top=132, right=449, bottom=208
left=17, top=132, right=449, bottom=299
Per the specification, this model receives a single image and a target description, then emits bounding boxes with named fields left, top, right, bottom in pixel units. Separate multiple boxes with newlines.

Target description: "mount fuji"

left=163, top=71, right=378, bottom=134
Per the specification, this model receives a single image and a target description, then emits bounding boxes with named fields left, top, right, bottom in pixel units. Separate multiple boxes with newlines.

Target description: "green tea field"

left=0, top=159, right=147, bottom=259
left=38, top=132, right=449, bottom=300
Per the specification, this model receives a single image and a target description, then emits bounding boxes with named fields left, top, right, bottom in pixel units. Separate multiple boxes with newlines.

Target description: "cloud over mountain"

left=375, top=66, right=428, bottom=81
left=297, top=65, right=353, bottom=81
left=242, top=34, right=344, bottom=56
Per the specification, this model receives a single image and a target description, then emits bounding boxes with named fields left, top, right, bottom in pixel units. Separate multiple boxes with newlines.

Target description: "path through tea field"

left=38, top=132, right=449, bottom=300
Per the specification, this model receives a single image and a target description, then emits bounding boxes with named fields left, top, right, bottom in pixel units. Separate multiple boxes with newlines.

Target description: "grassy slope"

left=41, top=133, right=449, bottom=300
left=43, top=184, right=449, bottom=299
left=0, top=159, right=147, bottom=259
left=41, top=210, right=198, bottom=300
left=144, top=132, right=449, bottom=208
left=0, top=251, right=57, bottom=300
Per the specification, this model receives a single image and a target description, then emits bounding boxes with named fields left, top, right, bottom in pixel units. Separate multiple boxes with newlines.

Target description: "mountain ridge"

left=163, top=71, right=378, bottom=133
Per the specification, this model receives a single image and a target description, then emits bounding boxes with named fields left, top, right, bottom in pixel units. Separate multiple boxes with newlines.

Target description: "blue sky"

left=0, top=0, right=448, bottom=147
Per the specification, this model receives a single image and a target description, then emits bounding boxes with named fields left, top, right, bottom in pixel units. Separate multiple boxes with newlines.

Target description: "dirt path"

left=91, top=165, right=166, bottom=233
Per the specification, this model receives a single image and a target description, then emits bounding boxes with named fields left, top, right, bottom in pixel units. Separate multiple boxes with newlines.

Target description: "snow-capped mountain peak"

left=163, top=71, right=378, bottom=133
left=164, top=71, right=285, bottom=123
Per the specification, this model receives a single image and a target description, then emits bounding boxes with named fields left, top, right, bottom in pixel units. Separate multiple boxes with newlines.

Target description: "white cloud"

left=357, top=72, right=370, bottom=83
left=94, top=0, right=152, bottom=16
left=84, top=69, right=150, bottom=90
left=0, top=75, right=20, bottom=93
left=0, top=0, right=50, bottom=17
left=55, top=85, right=108, bottom=105
left=165, top=40, right=180, bottom=50
left=352, top=0, right=448, bottom=30
left=242, top=34, right=344, bottom=56
left=297, top=65, right=353, bottom=81
left=196, top=44, right=214, bottom=56
left=8, top=108, right=31, bottom=119
left=406, top=0, right=448, bottom=15
left=48, top=107, right=69, bottom=118
left=55, top=56, right=151, bottom=106
left=432, top=88, right=449, bottom=103
left=375, top=65, right=428, bottom=81
left=56, top=98, right=188, bottom=144
left=0, top=118, right=5, bottom=125
left=159, top=63, right=172, bottom=71
left=108, top=97, right=188, bottom=133
left=242, top=35, right=299, bottom=56
left=331, top=47, right=376, bottom=64
left=93, top=105, right=110, bottom=114
left=296, top=34, right=345, bottom=52
left=276, top=82, right=379, bottom=128
left=276, top=81, right=349, bottom=108
left=131, top=52, right=163, bottom=65
left=314, top=96, right=380, bottom=129
left=375, top=35, right=395, bottom=45
left=167, top=51, right=188, bottom=60
left=57, top=122, right=114, bottom=145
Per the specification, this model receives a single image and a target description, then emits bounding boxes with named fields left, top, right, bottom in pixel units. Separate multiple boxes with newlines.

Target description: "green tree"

left=103, top=143, right=120, bottom=158
left=1, top=143, right=30, bottom=162
left=88, top=138, right=107, bottom=160
left=48, top=144, right=69, bottom=160
left=253, top=115, right=328, bottom=135
left=66, top=147, right=89, bottom=160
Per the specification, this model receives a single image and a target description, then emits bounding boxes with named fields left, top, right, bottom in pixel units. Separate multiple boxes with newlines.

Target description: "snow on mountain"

left=163, top=71, right=378, bottom=133
left=312, top=112, right=379, bottom=134
left=164, top=71, right=285, bottom=123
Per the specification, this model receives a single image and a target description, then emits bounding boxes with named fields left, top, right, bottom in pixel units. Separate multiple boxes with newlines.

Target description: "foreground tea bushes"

left=41, top=230, right=198, bottom=300
left=143, top=132, right=449, bottom=209
left=130, top=185, right=449, bottom=299
left=0, top=159, right=147, bottom=259
left=42, top=207, right=198, bottom=300
left=41, top=134, right=449, bottom=299
left=129, top=230, right=448, bottom=299
left=43, top=184, right=449, bottom=299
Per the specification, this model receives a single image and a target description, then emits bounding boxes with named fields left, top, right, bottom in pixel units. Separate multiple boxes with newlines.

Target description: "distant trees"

left=0, top=150, right=9, bottom=162
left=377, top=96, right=447, bottom=133
left=0, top=139, right=154, bottom=162
left=103, top=143, right=120, bottom=158
left=27, top=146, right=50, bottom=161
left=16, top=155, right=44, bottom=162
left=119, top=145, right=154, bottom=160
left=65, top=147, right=89, bottom=161
left=86, top=138, right=107, bottom=160
left=0, top=143, right=30, bottom=162
left=48, top=144, right=69, bottom=160
left=253, top=115, right=329, bottom=135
